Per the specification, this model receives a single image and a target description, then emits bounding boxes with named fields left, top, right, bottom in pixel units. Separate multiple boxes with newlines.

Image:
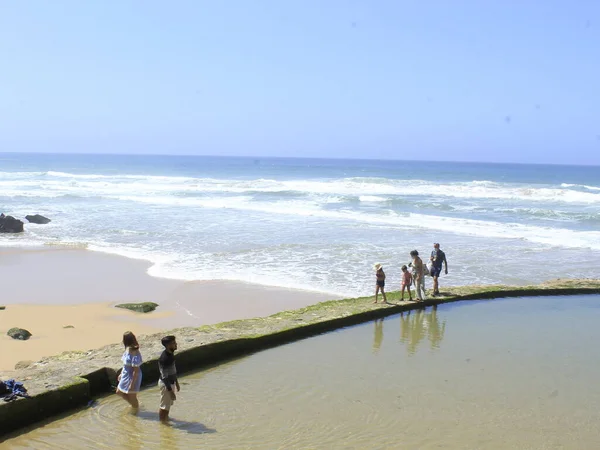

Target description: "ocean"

left=1, top=153, right=600, bottom=297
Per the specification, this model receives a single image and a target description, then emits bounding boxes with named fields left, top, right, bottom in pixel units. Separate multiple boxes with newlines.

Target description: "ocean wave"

left=96, top=194, right=600, bottom=250
left=45, top=171, right=199, bottom=182
left=3, top=176, right=600, bottom=251
left=113, top=194, right=257, bottom=209
left=359, top=195, right=388, bottom=202
left=3, top=172, right=600, bottom=204
left=0, top=171, right=47, bottom=179
left=560, top=183, right=600, bottom=191
left=492, top=207, right=576, bottom=221
left=490, top=207, right=600, bottom=224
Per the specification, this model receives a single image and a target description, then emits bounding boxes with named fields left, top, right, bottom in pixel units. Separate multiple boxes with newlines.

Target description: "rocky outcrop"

left=115, top=302, right=159, bottom=313
left=25, top=214, right=51, bottom=224
left=0, top=216, right=24, bottom=233
left=7, top=328, right=32, bottom=340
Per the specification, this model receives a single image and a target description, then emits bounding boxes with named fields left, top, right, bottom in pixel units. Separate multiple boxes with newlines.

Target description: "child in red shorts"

left=400, top=265, right=413, bottom=302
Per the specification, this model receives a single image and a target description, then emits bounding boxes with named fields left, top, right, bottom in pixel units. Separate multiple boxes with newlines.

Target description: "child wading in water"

left=400, top=265, right=413, bottom=302
left=116, top=331, right=143, bottom=410
left=158, top=335, right=180, bottom=423
left=373, top=263, right=388, bottom=304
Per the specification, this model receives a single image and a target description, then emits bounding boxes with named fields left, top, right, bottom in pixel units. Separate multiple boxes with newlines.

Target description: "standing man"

left=158, top=335, right=180, bottom=423
left=430, top=243, right=448, bottom=296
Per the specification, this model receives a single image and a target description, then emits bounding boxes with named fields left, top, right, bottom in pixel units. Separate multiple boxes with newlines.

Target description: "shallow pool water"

left=4, top=295, right=600, bottom=449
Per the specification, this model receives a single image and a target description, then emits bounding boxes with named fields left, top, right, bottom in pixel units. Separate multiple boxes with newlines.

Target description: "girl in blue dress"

left=116, top=331, right=143, bottom=410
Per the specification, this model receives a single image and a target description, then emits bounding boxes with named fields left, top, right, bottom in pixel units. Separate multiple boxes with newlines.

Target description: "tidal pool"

left=3, top=295, right=600, bottom=449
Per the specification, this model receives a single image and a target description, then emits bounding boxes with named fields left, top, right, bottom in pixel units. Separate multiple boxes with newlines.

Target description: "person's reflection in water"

left=425, top=305, right=446, bottom=350
left=373, top=318, right=384, bottom=354
left=399, top=306, right=446, bottom=355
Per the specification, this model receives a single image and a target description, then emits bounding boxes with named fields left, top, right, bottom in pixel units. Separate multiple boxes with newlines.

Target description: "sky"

left=1, top=1, right=599, bottom=165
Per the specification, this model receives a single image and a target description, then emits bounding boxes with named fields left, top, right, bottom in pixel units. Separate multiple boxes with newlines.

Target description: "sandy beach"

left=0, top=247, right=336, bottom=372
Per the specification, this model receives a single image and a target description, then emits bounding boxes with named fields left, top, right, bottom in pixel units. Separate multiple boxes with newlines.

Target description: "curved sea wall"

left=2, top=279, right=600, bottom=439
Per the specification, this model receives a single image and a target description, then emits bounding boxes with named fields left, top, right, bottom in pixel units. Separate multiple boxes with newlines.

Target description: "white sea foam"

left=359, top=195, right=388, bottom=202
left=86, top=241, right=347, bottom=295
left=3, top=171, right=600, bottom=204
left=87, top=193, right=600, bottom=250
left=561, top=183, right=600, bottom=191
left=3, top=170, right=600, bottom=250
left=3, top=168, right=600, bottom=296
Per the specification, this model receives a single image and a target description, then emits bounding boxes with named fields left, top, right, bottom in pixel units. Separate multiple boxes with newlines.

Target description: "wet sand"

left=0, top=247, right=336, bottom=372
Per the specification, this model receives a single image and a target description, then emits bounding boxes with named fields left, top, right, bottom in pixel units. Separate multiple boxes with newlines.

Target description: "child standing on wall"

left=400, top=265, right=413, bottom=302
left=158, top=335, right=180, bottom=423
left=373, top=263, right=388, bottom=304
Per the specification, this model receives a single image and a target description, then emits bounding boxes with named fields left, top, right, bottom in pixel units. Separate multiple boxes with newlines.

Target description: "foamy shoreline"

left=3, top=159, right=600, bottom=299
left=0, top=246, right=336, bottom=372
left=0, top=239, right=348, bottom=297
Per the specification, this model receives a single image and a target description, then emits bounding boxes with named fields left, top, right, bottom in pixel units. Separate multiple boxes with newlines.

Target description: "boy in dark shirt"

left=158, top=335, right=180, bottom=423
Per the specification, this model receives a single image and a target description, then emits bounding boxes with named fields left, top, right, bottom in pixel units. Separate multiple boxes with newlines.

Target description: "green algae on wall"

left=0, top=377, right=90, bottom=437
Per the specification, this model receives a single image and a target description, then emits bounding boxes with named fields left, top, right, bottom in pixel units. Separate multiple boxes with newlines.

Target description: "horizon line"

left=0, top=151, right=598, bottom=169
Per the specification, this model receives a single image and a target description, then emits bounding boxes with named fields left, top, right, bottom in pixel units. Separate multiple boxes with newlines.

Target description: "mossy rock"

left=115, top=302, right=159, bottom=313
left=8, top=328, right=32, bottom=340
left=14, top=360, right=33, bottom=370
left=0, top=306, right=5, bottom=310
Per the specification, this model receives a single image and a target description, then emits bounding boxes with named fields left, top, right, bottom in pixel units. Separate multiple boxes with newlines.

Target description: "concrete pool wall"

left=2, top=279, right=600, bottom=438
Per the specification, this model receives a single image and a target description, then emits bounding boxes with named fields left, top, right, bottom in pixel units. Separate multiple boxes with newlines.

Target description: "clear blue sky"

left=1, top=1, right=599, bottom=164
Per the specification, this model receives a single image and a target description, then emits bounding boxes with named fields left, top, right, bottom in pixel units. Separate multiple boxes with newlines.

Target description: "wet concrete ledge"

left=2, top=279, right=600, bottom=438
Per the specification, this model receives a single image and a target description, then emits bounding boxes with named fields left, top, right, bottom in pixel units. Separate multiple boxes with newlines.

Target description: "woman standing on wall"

left=410, top=250, right=426, bottom=302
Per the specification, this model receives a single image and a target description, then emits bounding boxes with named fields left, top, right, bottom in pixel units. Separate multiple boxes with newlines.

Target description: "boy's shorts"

left=159, top=381, right=174, bottom=411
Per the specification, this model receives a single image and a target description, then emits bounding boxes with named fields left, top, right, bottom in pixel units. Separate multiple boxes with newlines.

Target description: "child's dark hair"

left=123, top=331, right=138, bottom=349
left=410, top=250, right=419, bottom=257
left=401, top=265, right=407, bottom=271
left=161, top=335, right=176, bottom=347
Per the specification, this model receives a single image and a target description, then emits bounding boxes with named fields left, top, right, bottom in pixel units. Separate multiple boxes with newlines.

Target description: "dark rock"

left=7, top=328, right=32, bottom=340
left=63, top=325, right=75, bottom=329
left=115, top=302, right=159, bottom=313
left=25, top=214, right=51, bottom=224
left=0, top=306, right=5, bottom=310
left=0, top=216, right=24, bottom=233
